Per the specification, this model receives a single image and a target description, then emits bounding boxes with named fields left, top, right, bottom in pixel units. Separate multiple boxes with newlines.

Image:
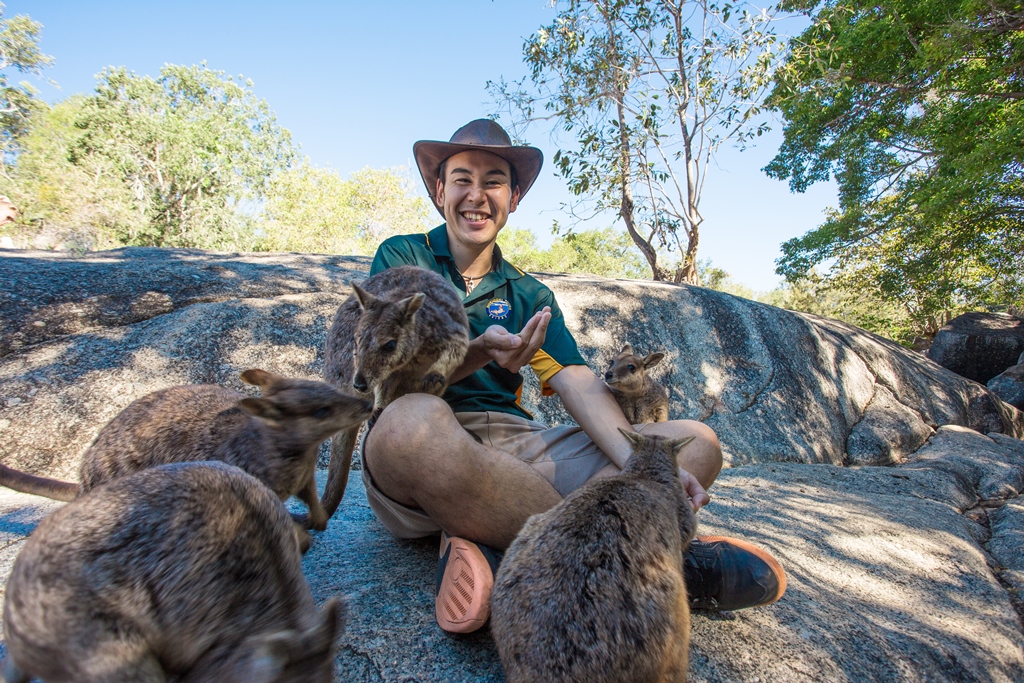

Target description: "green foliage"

left=0, top=3, right=52, bottom=160
left=758, top=272, right=915, bottom=342
left=63, top=64, right=295, bottom=248
left=766, top=0, right=1024, bottom=336
left=491, top=0, right=781, bottom=283
left=697, top=258, right=920, bottom=344
left=497, top=226, right=647, bottom=278
left=258, top=162, right=432, bottom=255
left=0, top=96, right=134, bottom=248
left=0, top=62, right=431, bottom=254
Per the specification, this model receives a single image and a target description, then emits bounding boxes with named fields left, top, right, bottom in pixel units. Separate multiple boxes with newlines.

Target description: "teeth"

left=462, top=213, right=487, bottom=221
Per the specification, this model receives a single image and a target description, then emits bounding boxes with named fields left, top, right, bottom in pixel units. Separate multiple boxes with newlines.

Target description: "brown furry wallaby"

left=320, top=265, right=469, bottom=521
left=2, top=461, right=344, bottom=683
left=491, top=429, right=698, bottom=683
left=0, top=369, right=372, bottom=536
left=604, top=343, right=671, bottom=423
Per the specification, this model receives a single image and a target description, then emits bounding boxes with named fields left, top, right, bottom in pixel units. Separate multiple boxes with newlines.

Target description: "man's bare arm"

left=548, top=364, right=710, bottom=511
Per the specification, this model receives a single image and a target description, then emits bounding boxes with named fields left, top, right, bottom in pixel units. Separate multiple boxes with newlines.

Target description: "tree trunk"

left=601, top=0, right=667, bottom=281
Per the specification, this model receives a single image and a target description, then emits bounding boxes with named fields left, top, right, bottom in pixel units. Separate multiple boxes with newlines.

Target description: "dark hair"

left=437, top=157, right=519, bottom=192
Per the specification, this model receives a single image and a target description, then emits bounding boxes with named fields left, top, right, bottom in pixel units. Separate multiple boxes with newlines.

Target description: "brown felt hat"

left=413, top=119, right=544, bottom=217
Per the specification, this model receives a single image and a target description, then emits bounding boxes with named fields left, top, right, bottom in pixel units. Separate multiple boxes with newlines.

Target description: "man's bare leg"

left=363, top=394, right=562, bottom=549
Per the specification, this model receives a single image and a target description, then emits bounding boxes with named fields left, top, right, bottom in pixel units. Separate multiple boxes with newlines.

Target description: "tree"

left=259, top=163, right=432, bottom=255
left=0, top=96, right=135, bottom=248
left=68, top=63, right=295, bottom=248
left=0, top=3, right=52, bottom=162
left=491, top=0, right=780, bottom=284
left=766, top=0, right=1024, bottom=338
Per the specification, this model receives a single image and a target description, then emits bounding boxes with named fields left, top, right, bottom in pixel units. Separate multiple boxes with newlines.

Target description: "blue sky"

left=10, top=0, right=836, bottom=292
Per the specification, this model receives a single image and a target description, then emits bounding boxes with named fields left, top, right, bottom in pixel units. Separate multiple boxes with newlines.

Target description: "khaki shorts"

left=361, top=411, right=649, bottom=539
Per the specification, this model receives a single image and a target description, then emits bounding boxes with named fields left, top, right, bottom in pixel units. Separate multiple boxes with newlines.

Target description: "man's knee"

left=365, top=393, right=454, bottom=467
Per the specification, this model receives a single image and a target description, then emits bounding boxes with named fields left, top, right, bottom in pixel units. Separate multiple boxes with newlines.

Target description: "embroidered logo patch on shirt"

left=486, top=298, right=511, bottom=320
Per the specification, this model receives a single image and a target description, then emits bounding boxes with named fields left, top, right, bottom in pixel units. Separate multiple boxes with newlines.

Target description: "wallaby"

left=604, top=343, right=671, bottom=423
left=2, top=461, right=344, bottom=683
left=0, top=369, right=372, bottom=536
left=320, top=265, right=469, bottom=521
left=491, top=429, right=698, bottom=683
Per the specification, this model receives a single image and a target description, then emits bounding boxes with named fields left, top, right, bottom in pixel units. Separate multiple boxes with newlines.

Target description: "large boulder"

left=927, top=312, right=1024, bottom=384
left=0, top=248, right=1021, bottom=481
left=2, top=247, right=1024, bottom=682
left=520, top=274, right=1022, bottom=466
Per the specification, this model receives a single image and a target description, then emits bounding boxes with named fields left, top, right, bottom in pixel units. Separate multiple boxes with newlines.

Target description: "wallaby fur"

left=604, top=343, right=671, bottom=424
left=0, top=369, right=372, bottom=535
left=1, top=461, right=344, bottom=683
left=321, top=265, right=469, bottom=521
left=491, top=429, right=698, bottom=683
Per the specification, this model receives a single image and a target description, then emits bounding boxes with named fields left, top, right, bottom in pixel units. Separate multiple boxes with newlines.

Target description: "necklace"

left=461, top=272, right=484, bottom=294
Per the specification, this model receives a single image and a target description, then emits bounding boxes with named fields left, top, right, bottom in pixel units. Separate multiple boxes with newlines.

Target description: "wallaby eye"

left=381, top=340, right=397, bottom=353
left=627, top=364, right=636, bottom=373
left=313, top=407, right=331, bottom=419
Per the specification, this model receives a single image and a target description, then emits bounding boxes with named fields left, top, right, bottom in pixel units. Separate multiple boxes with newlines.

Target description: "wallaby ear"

left=303, top=597, right=345, bottom=655
left=643, top=352, right=665, bottom=369
left=240, top=368, right=282, bottom=389
left=352, top=282, right=374, bottom=310
left=668, top=435, right=696, bottom=458
left=620, top=343, right=633, bottom=355
left=402, top=292, right=426, bottom=319
left=239, top=397, right=284, bottom=423
left=618, top=427, right=645, bottom=450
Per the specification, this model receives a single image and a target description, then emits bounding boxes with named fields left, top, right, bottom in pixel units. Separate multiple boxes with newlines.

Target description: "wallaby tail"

left=0, top=463, right=77, bottom=502
left=319, top=425, right=361, bottom=521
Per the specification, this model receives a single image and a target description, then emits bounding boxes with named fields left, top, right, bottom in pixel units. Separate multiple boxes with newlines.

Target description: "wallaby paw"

left=293, top=524, right=312, bottom=555
left=422, top=373, right=446, bottom=394
left=308, top=513, right=329, bottom=532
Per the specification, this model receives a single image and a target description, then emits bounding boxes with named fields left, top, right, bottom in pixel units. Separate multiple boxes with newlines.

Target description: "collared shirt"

left=369, top=224, right=586, bottom=418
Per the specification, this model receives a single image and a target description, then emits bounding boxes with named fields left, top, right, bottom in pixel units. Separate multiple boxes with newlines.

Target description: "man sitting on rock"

left=362, top=119, right=787, bottom=633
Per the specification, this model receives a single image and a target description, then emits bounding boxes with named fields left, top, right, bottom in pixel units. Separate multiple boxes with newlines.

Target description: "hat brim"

left=413, top=140, right=543, bottom=217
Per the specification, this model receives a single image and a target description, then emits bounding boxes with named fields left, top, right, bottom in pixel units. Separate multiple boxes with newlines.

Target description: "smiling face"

left=435, top=149, right=520, bottom=260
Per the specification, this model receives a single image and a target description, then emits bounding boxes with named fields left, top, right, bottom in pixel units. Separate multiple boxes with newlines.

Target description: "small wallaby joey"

left=2, top=461, right=344, bottom=683
left=0, top=369, right=372, bottom=536
left=321, top=265, right=469, bottom=521
left=491, top=429, right=698, bottom=683
left=604, top=343, right=671, bottom=424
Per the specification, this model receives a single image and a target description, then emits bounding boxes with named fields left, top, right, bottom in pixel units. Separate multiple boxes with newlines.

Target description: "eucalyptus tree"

left=766, top=0, right=1024, bottom=337
left=492, top=0, right=780, bottom=283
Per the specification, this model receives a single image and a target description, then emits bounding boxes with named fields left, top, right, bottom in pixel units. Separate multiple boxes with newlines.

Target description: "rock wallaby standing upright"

left=603, top=343, right=671, bottom=423
left=2, top=461, right=344, bottom=683
left=491, top=429, right=698, bottom=683
left=0, top=369, right=372, bottom=537
left=321, top=265, right=469, bottom=520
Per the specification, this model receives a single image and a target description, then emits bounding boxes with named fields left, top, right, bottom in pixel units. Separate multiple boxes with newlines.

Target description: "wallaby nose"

left=604, top=371, right=613, bottom=381
left=353, top=375, right=368, bottom=393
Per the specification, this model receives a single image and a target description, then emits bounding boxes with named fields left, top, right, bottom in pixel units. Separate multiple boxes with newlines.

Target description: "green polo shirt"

left=369, top=224, right=586, bottom=419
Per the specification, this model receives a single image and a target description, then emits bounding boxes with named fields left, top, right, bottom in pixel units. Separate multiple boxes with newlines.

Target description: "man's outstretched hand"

left=680, top=467, right=711, bottom=512
left=476, top=306, right=551, bottom=374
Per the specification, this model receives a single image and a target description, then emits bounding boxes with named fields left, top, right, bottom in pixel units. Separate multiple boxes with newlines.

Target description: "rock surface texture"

left=2, top=247, right=1024, bottom=682
left=927, top=311, right=1024, bottom=384
left=990, top=362, right=1024, bottom=410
